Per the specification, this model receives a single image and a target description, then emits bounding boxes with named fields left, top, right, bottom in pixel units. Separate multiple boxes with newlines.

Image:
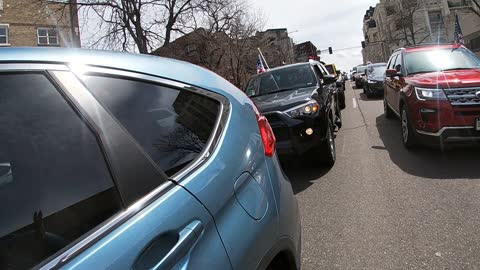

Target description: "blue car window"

left=0, top=73, right=123, bottom=269
left=82, top=76, right=220, bottom=177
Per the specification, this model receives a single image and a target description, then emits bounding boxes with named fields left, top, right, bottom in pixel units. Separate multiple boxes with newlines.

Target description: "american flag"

left=256, top=54, right=266, bottom=74
left=454, top=13, right=464, bottom=45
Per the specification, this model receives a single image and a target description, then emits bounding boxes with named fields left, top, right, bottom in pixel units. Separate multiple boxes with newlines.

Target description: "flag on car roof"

left=454, top=13, right=464, bottom=45
left=256, top=54, right=266, bottom=74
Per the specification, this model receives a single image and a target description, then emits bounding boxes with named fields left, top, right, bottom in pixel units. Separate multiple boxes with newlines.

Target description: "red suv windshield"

left=404, top=48, right=480, bottom=75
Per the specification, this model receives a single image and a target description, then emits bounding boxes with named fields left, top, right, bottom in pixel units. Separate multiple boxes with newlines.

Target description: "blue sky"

left=250, top=0, right=380, bottom=71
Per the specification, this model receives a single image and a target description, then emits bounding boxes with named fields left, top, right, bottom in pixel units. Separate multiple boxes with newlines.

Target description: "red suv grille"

left=444, top=87, right=480, bottom=106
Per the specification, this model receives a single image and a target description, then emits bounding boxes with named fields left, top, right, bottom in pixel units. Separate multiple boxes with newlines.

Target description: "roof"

left=403, top=44, right=461, bottom=53
left=0, top=47, right=242, bottom=98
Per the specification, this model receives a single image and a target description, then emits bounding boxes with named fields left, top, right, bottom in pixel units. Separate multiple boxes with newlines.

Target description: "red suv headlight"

left=415, top=87, right=447, bottom=101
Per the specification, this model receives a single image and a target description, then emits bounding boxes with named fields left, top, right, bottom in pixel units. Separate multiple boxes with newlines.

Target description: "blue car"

left=0, top=48, right=301, bottom=270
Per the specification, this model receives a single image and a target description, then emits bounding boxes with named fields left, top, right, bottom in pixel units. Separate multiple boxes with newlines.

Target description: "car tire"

left=320, top=121, right=336, bottom=167
left=400, top=105, right=417, bottom=149
left=384, top=96, right=394, bottom=119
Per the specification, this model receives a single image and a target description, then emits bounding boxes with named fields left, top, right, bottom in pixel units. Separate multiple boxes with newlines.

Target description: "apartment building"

left=362, top=0, right=480, bottom=63
left=0, top=0, right=80, bottom=48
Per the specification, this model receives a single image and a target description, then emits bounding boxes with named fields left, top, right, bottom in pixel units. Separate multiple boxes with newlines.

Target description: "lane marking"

left=353, top=98, right=358, bottom=109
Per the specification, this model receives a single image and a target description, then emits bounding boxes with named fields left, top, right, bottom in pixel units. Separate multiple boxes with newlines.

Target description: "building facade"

left=362, top=0, right=480, bottom=63
left=294, top=41, right=319, bottom=62
left=0, top=0, right=80, bottom=48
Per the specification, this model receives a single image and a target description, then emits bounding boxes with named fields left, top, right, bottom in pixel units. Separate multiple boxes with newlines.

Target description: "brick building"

left=294, top=41, right=319, bottom=62
left=0, top=0, right=80, bottom=48
left=153, top=28, right=295, bottom=88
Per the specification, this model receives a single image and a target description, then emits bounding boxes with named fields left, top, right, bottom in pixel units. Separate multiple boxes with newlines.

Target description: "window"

left=394, top=53, right=403, bottom=72
left=448, top=0, right=471, bottom=8
left=428, top=11, right=444, bottom=30
left=0, top=73, right=122, bottom=269
left=0, top=25, right=8, bottom=45
left=37, top=28, right=59, bottom=46
left=470, top=36, right=480, bottom=52
left=82, top=76, right=220, bottom=176
left=387, top=54, right=398, bottom=70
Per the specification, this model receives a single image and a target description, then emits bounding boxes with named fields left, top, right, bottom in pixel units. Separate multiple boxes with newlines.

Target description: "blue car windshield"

left=245, top=65, right=317, bottom=97
left=405, top=48, right=480, bottom=75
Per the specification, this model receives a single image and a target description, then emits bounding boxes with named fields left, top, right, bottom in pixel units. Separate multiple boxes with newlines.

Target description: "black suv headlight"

left=284, top=100, right=319, bottom=118
left=415, top=87, right=447, bottom=101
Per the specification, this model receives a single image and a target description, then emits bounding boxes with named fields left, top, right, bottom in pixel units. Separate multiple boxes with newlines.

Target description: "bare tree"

left=391, top=0, right=431, bottom=46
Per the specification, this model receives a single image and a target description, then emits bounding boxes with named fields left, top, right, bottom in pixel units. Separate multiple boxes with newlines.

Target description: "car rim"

left=402, top=110, right=408, bottom=143
left=329, top=125, right=335, bottom=160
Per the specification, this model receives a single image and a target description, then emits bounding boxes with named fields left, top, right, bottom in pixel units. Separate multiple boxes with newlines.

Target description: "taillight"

left=253, top=107, right=276, bottom=157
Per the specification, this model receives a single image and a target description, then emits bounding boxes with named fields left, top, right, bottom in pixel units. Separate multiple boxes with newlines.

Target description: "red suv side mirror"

left=386, top=69, right=398, bottom=77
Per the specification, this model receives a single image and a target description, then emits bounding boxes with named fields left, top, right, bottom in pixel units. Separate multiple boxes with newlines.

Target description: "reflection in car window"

left=246, top=65, right=316, bottom=97
left=0, top=73, right=122, bottom=269
left=405, top=48, right=480, bottom=75
left=83, top=76, right=220, bottom=176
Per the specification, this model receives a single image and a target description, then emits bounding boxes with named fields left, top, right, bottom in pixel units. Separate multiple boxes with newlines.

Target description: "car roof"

left=0, top=47, right=242, bottom=98
left=403, top=44, right=462, bottom=53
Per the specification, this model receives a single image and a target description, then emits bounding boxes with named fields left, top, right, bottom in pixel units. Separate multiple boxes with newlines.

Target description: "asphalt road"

left=284, top=82, right=480, bottom=270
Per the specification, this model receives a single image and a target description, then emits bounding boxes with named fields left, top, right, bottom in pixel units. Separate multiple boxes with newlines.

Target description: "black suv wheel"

left=320, top=121, right=336, bottom=166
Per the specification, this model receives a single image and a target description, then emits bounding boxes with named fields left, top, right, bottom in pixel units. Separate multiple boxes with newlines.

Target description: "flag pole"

left=258, top=48, right=270, bottom=70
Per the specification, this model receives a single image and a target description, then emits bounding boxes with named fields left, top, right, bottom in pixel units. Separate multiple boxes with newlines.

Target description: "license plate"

left=477, top=118, right=480, bottom=131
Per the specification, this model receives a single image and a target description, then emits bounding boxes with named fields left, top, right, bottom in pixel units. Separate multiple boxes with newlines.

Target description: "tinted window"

left=82, top=76, right=220, bottom=176
left=404, top=48, right=480, bottom=75
left=246, top=65, right=317, bottom=97
left=0, top=73, right=122, bottom=269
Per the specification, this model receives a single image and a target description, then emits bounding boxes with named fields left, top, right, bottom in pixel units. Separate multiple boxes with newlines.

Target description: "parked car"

left=0, top=48, right=301, bottom=270
left=363, top=63, right=387, bottom=98
left=325, top=63, right=338, bottom=77
left=245, top=61, right=342, bottom=166
left=354, top=65, right=367, bottom=88
left=383, top=44, right=480, bottom=148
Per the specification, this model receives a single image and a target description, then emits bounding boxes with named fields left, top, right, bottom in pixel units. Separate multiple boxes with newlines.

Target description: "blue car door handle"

left=133, top=221, right=203, bottom=270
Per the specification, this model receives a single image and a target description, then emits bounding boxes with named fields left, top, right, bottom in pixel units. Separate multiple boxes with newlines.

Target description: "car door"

left=1, top=68, right=232, bottom=270
left=384, top=54, right=398, bottom=110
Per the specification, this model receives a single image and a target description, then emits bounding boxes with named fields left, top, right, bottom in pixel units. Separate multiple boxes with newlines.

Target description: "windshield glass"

left=405, top=48, right=480, bottom=74
left=367, top=64, right=386, bottom=78
left=245, top=65, right=316, bottom=97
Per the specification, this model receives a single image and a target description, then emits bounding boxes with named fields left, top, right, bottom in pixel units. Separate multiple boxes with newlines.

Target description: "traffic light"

left=328, top=47, right=333, bottom=54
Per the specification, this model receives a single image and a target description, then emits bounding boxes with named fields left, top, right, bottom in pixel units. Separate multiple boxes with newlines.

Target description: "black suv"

left=245, top=61, right=343, bottom=166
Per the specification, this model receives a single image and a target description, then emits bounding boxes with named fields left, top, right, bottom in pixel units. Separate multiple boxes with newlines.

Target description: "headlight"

left=415, top=87, right=447, bottom=101
left=284, top=100, right=319, bottom=118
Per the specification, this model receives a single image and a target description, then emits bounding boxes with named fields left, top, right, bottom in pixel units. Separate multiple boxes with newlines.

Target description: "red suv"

left=383, top=44, right=480, bottom=148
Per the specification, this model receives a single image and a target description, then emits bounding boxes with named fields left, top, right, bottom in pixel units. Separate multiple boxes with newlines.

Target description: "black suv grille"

left=444, top=88, right=480, bottom=106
